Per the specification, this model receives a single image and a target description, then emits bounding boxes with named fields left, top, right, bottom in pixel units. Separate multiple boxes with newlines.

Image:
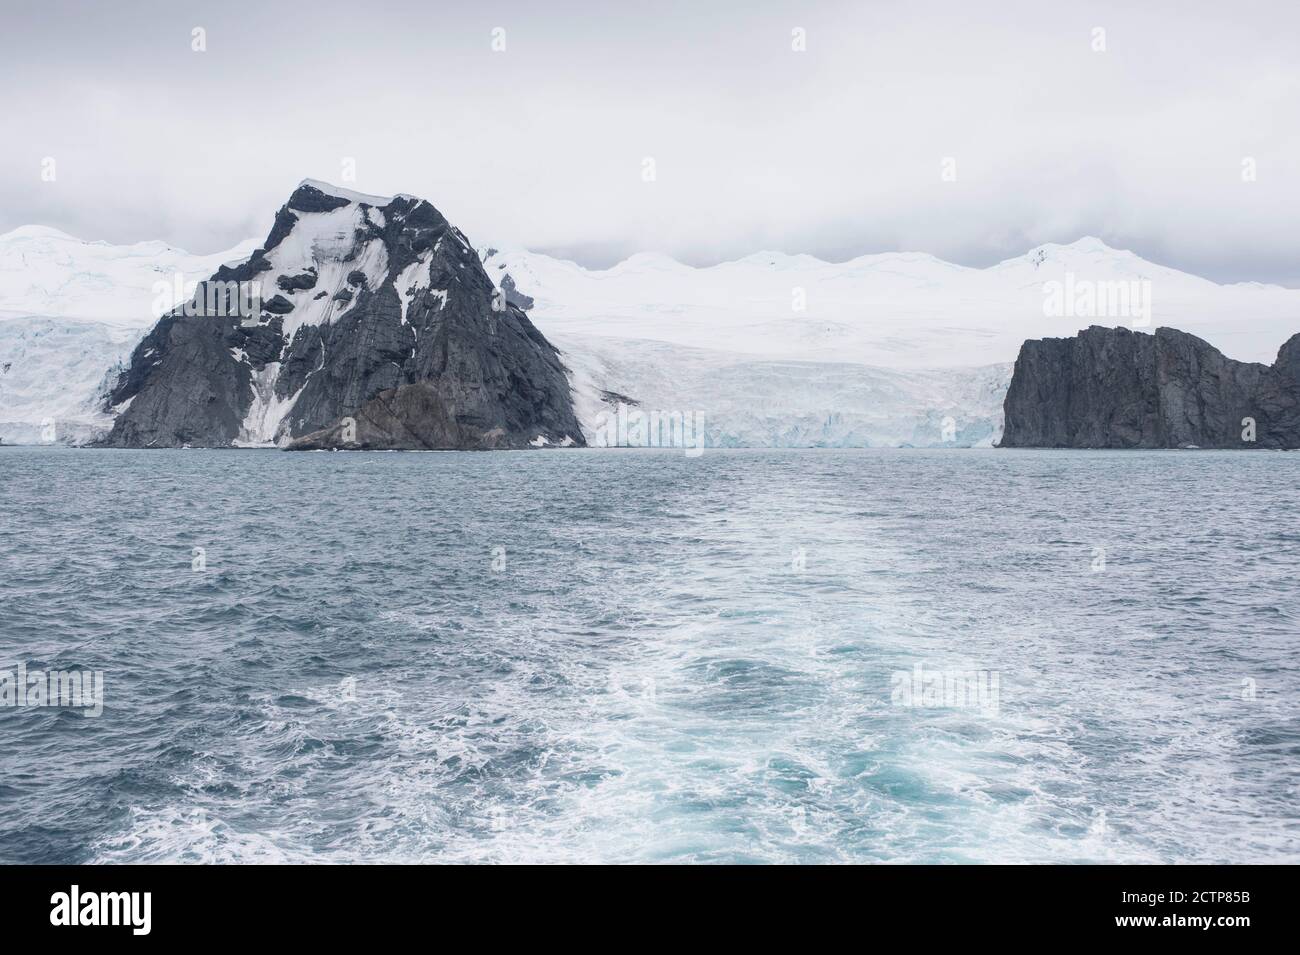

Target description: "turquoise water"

left=1, top=447, right=1297, bottom=863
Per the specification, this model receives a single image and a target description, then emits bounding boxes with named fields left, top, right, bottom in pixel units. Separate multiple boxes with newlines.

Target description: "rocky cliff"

left=97, top=181, right=584, bottom=450
left=1001, top=325, right=1300, bottom=449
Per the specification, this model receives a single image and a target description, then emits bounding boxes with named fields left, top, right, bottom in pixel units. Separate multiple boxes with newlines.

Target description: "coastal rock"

left=1001, top=325, right=1300, bottom=448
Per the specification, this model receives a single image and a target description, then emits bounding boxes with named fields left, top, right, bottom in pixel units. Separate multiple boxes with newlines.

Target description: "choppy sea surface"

left=1, top=446, right=1297, bottom=864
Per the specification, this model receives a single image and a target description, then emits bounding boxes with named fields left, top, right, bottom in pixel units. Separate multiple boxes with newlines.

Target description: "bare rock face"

left=1001, top=325, right=1300, bottom=449
left=97, top=181, right=584, bottom=450
left=498, top=273, right=535, bottom=312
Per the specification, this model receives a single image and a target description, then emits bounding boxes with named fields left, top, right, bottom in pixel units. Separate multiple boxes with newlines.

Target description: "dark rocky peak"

left=1272, top=333, right=1300, bottom=382
left=96, top=179, right=584, bottom=451
left=286, top=182, right=354, bottom=214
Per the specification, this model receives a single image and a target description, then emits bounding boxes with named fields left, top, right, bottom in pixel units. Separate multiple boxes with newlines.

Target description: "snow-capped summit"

left=291, top=178, right=426, bottom=207
left=1038, top=235, right=1117, bottom=255
left=993, top=236, right=1219, bottom=291
left=2, top=224, right=81, bottom=242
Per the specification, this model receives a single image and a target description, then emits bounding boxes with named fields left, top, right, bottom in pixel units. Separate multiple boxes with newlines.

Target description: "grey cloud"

left=1, top=0, right=1297, bottom=284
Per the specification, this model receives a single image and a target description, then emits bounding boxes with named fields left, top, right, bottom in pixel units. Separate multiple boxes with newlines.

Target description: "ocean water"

left=1, top=446, right=1297, bottom=864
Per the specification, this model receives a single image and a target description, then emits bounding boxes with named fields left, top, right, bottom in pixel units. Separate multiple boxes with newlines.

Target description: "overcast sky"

left=2, top=0, right=1298, bottom=283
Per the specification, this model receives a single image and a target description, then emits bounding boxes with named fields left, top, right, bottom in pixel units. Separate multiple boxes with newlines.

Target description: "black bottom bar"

left=0, top=865, right=1287, bottom=941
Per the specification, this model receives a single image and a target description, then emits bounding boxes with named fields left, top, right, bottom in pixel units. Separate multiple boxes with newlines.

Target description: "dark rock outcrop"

left=276, top=271, right=318, bottom=293
left=97, top=181, right=584, bottom=450
left=286, top=381, right=573, bottom=451
left=261, top=294, right=295, bottom=314
left=499, top=273, right=534, bottom=311
left=1001, top=325, right=1300, bottom=449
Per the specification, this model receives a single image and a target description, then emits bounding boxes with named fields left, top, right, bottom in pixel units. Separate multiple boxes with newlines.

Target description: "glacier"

left=557, top=335, right=1011, bottom=448
left=479, top=237, right=1300, bottom=448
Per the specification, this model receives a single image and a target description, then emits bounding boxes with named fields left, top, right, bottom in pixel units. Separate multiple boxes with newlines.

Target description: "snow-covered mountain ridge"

left=0, top=225, right=259, bottom=326
left=3, top=210, right=1296, bottom=448
left=480, top=236, right=1299, bottom=369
